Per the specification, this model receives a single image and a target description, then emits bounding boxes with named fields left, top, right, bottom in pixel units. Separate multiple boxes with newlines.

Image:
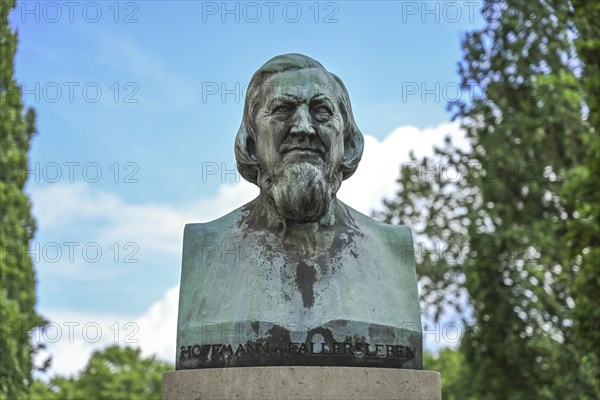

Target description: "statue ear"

left=343, top=134, right=356, bottom=161
left=246, top=135, right=257, bottom=161
left=341, top=125, right=364, bottom=180
left=343, top=126, right=362, bottom=161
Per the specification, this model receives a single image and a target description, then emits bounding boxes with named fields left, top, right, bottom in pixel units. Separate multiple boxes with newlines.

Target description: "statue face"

left=253, top=68, right=345, bottom=174
left=251, top=68, right=346, bottom=222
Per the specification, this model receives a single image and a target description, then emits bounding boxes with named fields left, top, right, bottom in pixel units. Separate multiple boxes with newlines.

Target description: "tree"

left=424, top=349, right=466, bottom=400
left=30, top=346, right=173, bottom=400
left=0, top=1, right=46, bottom=398
left=565, top=0, right=600, bottom=364
left=378, top=0, right=599, bottom=397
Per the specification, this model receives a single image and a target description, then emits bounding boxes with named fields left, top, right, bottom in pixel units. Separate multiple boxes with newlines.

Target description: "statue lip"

left=280, top=145, right=325, bottom=156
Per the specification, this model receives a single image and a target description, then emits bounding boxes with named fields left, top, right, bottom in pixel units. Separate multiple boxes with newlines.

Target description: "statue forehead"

left=261, top=68, right=339, bottom=99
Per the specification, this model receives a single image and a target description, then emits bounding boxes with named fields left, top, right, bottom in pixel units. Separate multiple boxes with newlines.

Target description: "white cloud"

left=34, top=122, right=468, bottom=377
left=35, top=287, right=180, bottom=379
left=32, top=180, right=258, bottom=257
left=33, top=310, right=138, bottom=378
left=338, top=121, right=467, bottom=214
left=135, top=286, right=179, bottom=362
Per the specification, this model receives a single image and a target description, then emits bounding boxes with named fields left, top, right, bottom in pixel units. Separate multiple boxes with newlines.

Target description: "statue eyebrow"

left=265, top=93, right=334, bottom=110
left=310, top=93, right=334, bottom=104
left=266, top=94, right=301, bottom=108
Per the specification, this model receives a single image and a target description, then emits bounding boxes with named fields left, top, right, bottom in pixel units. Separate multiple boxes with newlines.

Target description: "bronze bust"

left=176, top=54, right=422, bottom=370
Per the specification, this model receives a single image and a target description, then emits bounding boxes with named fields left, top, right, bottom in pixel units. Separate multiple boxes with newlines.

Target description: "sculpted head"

left=235, top=54, right=364, bottom=223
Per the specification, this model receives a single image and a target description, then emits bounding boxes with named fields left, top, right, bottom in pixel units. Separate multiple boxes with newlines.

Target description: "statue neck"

left=244, top=192, right=338, bottom=234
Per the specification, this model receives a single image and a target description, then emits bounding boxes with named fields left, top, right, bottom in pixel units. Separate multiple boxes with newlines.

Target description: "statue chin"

left=264, top=162, right=334, bottom=223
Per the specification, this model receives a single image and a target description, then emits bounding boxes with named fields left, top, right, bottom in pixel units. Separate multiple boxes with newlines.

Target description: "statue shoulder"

left=342, top=202, right=415, bottom=263
left=181, top=203, right=253, bottom=268
left=183, top=202, right=251, bottom=240
left=343, top=202, right=413, bottom=240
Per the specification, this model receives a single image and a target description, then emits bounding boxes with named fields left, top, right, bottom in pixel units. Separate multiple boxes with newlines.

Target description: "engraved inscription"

left=180, top=342, right=416, bottom=361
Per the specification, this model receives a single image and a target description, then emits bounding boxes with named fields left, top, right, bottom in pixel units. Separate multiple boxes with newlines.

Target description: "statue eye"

left=313, top=105, right=332, bottom=120
left=313, top=105, right=331, bottom=114
left=273, top=105, right=291, bottom=113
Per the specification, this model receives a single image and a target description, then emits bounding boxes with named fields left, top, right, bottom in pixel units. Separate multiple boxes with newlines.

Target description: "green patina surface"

left=176, top=200, right=422, bottom=369
left=175, top=54, right=422, bottom=369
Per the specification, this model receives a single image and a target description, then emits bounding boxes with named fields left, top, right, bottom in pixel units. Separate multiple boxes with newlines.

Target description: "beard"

left=258, top=159, right=342, bottom=223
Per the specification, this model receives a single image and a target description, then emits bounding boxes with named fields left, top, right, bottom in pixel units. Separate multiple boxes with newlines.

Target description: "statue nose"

left=289, top=106, right=316, bottom=137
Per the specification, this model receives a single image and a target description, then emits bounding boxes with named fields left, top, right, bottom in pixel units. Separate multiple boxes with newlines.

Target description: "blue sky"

left=10, top=0, right=485, bottom=374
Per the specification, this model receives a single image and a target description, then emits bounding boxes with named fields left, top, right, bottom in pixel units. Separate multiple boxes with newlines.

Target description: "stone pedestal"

left=163, top=367, right=440, bottom=400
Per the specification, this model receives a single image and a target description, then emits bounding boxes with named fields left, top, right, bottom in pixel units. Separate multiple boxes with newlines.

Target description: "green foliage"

left=378, top=0, right=599, bottom=398
left=424, top=349, right=467, bottom=400
left=0, top=0, right=45, bottom=398
left=30, top=346, right=173, bottom=400
left=566, top=0, right=600, bottom=362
